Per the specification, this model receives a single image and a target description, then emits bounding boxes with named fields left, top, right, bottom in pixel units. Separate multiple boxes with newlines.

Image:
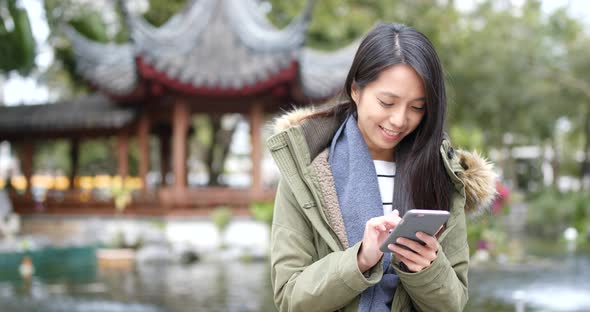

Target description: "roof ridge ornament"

left=130, top=0, right=216, bottom=55
left=65, top=0, right=356, bottom=102
left=224, top=0, right=315, bottom=52
left=63, top=26, right=139, bottom=95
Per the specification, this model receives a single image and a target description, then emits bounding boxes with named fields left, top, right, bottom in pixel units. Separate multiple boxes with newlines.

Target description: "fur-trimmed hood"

left=270, top=107, right=497, bottom=214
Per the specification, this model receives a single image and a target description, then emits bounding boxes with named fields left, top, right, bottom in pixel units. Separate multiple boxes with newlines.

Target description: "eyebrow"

left=379, top=91, right=425, bottom=103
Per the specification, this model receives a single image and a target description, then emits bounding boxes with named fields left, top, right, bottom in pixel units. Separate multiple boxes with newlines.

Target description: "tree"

left=0, top=0, right=36, bottom=75
left=267, top=0, right=590, bottom=191
left=32, top=0, right=590, bottom=191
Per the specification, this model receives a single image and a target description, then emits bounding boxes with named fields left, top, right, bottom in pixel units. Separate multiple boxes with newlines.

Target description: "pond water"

left=0, top=242, right=588, bottom=312
left=466, top=241, right=590, bottom=312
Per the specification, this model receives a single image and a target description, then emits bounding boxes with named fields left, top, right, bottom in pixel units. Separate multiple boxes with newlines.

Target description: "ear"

left=351, top=81, right=361, bottom=105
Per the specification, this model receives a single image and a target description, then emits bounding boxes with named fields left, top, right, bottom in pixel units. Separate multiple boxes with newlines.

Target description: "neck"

left=370, top=149, right=395, bottom=162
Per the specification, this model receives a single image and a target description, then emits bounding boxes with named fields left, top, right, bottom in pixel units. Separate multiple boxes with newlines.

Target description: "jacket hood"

left=270, top=107, right=498, bottom=214
left=272, top=107, right=318, bottom=134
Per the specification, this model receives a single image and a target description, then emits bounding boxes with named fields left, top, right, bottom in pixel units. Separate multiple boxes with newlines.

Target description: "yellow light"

left=111, top=176, right=123, bottom=189
left=78, top=176, right=93, bottom=190
left=11, top=176, right=27, bottom=191
left=31, top=175, right=54, bottom=189
left=54, top=176, right=70, bottom=190
left=93, top=175, right=112, bottom=189
left=124, top=177, right=143, bottom=190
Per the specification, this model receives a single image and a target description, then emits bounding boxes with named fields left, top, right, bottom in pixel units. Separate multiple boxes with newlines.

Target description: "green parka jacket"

left=266, top=108, right=497, bottom=312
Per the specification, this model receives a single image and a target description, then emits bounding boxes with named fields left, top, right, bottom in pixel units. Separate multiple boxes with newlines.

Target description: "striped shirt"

left=373, top=160, right=396, bottom=215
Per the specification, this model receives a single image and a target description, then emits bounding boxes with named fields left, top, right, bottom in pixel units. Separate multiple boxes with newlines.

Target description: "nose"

left=388, top=105, right=407, bottom=129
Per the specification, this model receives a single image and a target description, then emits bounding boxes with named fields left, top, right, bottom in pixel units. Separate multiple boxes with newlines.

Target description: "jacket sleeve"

left=270, top=180, right=382, bottom=312
left=391, top=204, right=469, bottom=312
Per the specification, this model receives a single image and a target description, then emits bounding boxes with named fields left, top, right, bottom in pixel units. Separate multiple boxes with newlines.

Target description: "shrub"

left=210, top=206, right=232, bottom=233
left=526, top=189, right=590, bottom=240
left=250, top=202, right=274, bottom=226
left=210, top=206, right=232, bottom=248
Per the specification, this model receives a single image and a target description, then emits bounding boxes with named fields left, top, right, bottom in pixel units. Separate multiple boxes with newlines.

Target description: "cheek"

left=410, top=114, right=425, bottom=130
left=357, top=105, right=374, bottom=124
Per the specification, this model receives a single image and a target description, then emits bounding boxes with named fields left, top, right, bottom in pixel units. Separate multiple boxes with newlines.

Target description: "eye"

left=378, top=99, right=393, bottom=107
left=412, top=106, right=425, bottom=112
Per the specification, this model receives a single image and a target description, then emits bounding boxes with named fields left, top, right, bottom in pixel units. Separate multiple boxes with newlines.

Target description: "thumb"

left=392, top=209, right=399, bottom=216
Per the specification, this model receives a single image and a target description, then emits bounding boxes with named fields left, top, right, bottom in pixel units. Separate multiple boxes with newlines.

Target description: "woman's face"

left=352, top=64, right=426, bottom=161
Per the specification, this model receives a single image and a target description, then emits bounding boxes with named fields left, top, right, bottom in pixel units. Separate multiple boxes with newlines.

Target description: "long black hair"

left=316, top=23, right=454, bottom=213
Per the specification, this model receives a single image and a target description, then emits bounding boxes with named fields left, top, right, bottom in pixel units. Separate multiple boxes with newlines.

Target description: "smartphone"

left=379, top=209, right=450, bottom=253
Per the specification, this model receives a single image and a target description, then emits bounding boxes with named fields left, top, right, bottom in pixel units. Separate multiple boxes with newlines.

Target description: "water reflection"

left=0, top=246, right=588, bottom=312
left=467, top=243, right=590, bottom=312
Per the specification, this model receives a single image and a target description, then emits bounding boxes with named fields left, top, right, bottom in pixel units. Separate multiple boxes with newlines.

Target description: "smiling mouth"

left=379, top=126, right=401, bottom=137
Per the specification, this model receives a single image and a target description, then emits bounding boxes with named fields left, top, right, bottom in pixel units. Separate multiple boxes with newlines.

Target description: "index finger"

left=370, top=215, right=400, bottom=230
left=383, top=213, right=402, bottom=228
left=416, top=232, right=439, bottom=250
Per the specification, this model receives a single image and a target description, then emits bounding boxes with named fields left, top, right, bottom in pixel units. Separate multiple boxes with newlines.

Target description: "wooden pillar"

left=172, top=98, right=189, bottom=190
left=69, top=139, right=79, bottom=190
left=250, top=102, right=264, bottom=200
left=159, top=131, right=171, bottom=186
left=117, top=132, right=129, bottom=180
left=138, top=114, right=150, bottom=190
left=19, top=142, right=34, bottom=196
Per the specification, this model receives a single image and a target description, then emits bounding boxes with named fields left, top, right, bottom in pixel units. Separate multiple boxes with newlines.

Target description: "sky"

left=2, top=0, right=590, bottom=106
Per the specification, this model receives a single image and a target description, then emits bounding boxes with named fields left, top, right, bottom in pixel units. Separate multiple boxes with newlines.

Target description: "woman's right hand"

left=357, top=210, right=401, bottom=273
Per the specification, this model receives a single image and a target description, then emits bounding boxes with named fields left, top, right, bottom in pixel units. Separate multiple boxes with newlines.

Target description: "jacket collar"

left=269, top=107, right=497, bottom=214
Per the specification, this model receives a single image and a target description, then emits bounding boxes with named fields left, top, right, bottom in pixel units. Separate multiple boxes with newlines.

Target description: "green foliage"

left=111, top=184, right=132, bottom=214
left=33, top=140, right=71, bottom=173
left=467, top=217, right=486, bottom=255
left=24, top=0, right=590, bottom=195
left=265, top=0, right=584, bottom=155
left=42, top=0, right=112, bottom=94
left=449, top=126, right=485, bottom=152
left=25, top=137, right=141, bottom=179
left=128, top=139, right=140, bottom=176
left=268, top=0, right=374, bottom=50
left=78, top=139, right=117, bottom=175
left=68, top=12, right=109, bottom=43
left=526, top=189, right=590, bottom=239
left=467, top=214, right=510, bottom=258
left=193, top=115, right=213, bottom=148
left=0, top=0, right=36, bottom=75
left=250, top=202, right=274, bottom=226
left=573, top=196, right=589, bottom=240
left=143, top=0, right=188, bottom=27
left=210, top=206, right=232, bottom=234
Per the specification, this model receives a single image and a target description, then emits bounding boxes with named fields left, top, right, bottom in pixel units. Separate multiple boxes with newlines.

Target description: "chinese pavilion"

left=0, top=0, right=358, bottom=215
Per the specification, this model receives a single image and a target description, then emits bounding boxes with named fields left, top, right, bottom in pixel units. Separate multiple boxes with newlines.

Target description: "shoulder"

left=268, top=106, right=346, bottom=167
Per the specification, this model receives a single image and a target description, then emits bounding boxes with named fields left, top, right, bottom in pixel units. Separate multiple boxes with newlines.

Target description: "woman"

left=267, top=23, right=497, bottom=312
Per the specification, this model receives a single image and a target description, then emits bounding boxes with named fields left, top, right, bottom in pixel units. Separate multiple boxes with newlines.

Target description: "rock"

left=179, top=250, right=200, bottom=265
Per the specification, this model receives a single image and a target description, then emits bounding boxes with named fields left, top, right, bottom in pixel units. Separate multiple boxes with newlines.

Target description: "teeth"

left=381, top=126, right=399, bottom=136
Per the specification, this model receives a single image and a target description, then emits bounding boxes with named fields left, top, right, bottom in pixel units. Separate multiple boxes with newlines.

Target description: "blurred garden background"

left=1, top=0, right=590, bottom=311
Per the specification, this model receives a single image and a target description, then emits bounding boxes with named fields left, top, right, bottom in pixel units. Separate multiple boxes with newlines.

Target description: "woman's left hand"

left=389, top=231, right=439, bottom=272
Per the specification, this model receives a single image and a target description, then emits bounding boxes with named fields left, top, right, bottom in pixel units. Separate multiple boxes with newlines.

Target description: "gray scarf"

left=329, top=114, right=399, bottom=312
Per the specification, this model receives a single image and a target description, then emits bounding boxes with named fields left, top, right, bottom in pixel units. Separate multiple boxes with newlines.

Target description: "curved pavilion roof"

left=0, top=94, right=137, bottom=140
left=66, top=0, right=358, bottom=103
